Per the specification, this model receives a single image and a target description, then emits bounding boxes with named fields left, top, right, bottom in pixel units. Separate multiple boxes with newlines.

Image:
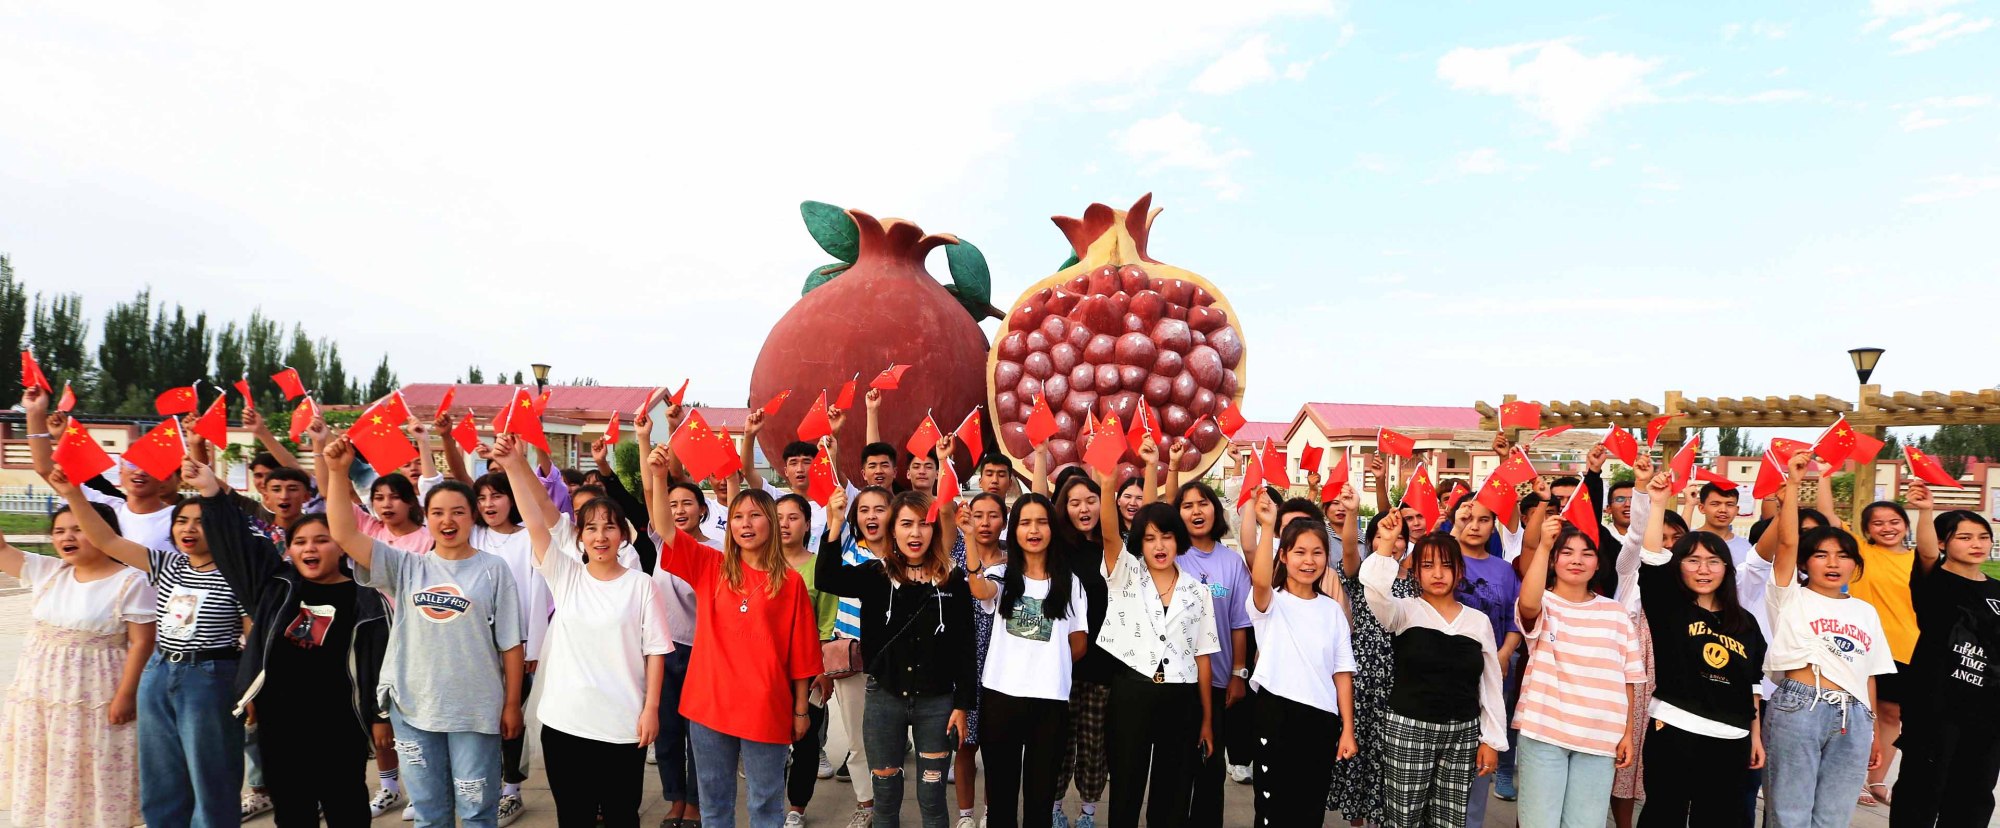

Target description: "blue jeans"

left=863, top=687, right=955, bottom=828
left=1764, top=679, right=1872, bottom=828
left=388, top=707, right=503, bottom=828
left=689, top=720, right=789, bottom=828
left=654, top=644, right=699, bottom=806
left=1515, top=734, right=1615, bottom=828
left=246, top=719, right=264, bottom=789
left=138, top=653, right=245, bottom=828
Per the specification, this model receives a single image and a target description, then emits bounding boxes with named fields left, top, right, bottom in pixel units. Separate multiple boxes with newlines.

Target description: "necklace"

left=739, top=596, right=749, bottom=613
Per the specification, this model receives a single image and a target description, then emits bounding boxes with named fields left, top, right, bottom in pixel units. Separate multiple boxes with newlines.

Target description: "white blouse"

left=22, top=554, right=156, bottom=634
left=1095, top=550, right=1221, bottom=684
left=1359, top=554, right=1509, bottom=751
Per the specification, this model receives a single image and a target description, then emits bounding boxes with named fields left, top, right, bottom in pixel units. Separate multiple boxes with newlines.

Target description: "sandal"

left=1861, top=782, right=1892, bottom=807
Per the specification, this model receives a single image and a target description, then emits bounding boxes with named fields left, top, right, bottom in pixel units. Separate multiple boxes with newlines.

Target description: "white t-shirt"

left=471, top=525, right=554, bottom=661
left=82, top=487, right=174, bottom=552
left=1765, top=580, right=1897, bottom=705
left=977, top=565, right=1089, bottom=702
left=22, top=553, right=157, bottom=633
left=534, top=545, right=673, bottom=744
left=1247, top=589, right=1358, bottom=715
left=648, top=529, right=700, bottom=647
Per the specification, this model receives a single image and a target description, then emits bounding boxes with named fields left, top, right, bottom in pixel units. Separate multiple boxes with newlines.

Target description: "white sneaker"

left=786, top=812, right=808, bottom=827
left=847, top=809, right=874, bottom=828
left=368, top=787, right=406, bottom=818
left=1228, top=763, right=1253, bottom=784
left=496, top=794, right=525, bottom=827
left=648, top=750, right=659, bottom=765
left=956, top=817, right=976, bottom=828
left=817, top=751, right=835, bottom=779
left=400, top=803, right=416, bottom=821
left=240, top=791, right=273, bottom=821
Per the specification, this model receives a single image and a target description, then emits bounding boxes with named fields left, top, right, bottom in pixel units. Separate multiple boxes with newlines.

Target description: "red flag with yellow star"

left=954, top=408, right=984, bottom=465
left=1645, top=415, right=1674, bottom=448
left=1320, top=450, right=1350, bottom=502
left=906, top=413, right=943, bottom=459
left=193, top=393, right=228, bottom=447
left=1025, top=395, right=1059, bottom=449
left=1560, top=483, right=1597, bottom=536
left=669, top=409, right=735, bottom=482
left=19, top=350, right=52, bottom=394
left=1813, top=416, right=1858, bottom=468
left=451, top=412, right=479, bottom=453
left=796, top=391, right=834, bottom=442
left=1907, top=446, right=1965, bottom=489
left=287, top=396, right=319, bottom=443
left=52, top=421, right=114, bottom=483
left=1377, top=428, right=1415, bottom=458
left=1400, top=463, right=1440, bottom=531
left=604, top=411, right=622, bottom=445
left=1601, top=427, right=1638, bottom=466
left=1475, top=471, right=1519, bottom=519
left=154, top=385, right=198, bottom=416
left=123, top=420, right=187, bottom=480
left=272, top=367, right=306, bottom=401
left=807, top=444, right=839, bottom=506
left=56, top=381, right=76, bottom=413
left=349, top=411, right=419, bottom=476
left=1499, top=401, right=1541, bottom=430
left=499, top=387, right=549, bottom=452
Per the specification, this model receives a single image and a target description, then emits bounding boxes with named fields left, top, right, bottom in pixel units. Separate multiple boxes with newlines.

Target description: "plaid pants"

left=1383, top=711, right=1479, bottom=828
left=1053, top=680, right=1110, bottom=803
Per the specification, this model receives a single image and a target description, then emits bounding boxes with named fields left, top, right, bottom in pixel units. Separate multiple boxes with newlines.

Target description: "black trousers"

left=1636, top=720, right=1752, bottom=828
left=980, top=688, right=1069, bottom=828
left=502, top=672, right=535, bottom=785
left=1891, top=720, right=2000, bottom=828
left=1250, top=690, right=1338, bottom=828
left=1106, top=667, right=1201, bottom=828
left=260, top=715, right=371, bottom=828
left=787, top=703, right=828, bottom=808
left=1189, top=683, right=1232, bottom=826
left=541, top=725, right=645, bottom=828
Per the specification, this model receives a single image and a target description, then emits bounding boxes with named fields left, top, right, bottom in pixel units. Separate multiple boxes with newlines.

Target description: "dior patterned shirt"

left=1093, top=549, right=1221, bottom=684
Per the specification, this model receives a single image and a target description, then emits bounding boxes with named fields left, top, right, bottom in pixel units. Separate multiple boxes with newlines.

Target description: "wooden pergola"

left=1475, top=385, right=2000, bottom=523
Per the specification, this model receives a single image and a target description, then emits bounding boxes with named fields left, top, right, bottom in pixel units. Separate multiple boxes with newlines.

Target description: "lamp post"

left=1848, top=348, right=1884, bottom=385
left=1848, top=348, right=1885, bottom=527
left=531, top=363, right=551, bottom=393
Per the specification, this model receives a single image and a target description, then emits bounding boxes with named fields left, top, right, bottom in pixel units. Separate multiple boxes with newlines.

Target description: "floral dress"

left=1328, top=564, right=1417, bottom=823
left=951, top=537, right=994, bottom=745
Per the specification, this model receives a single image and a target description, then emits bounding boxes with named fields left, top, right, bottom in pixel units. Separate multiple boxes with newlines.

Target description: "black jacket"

left=201, top=493, right=392, bottom=745
left=815, top=533, right=977, bottom=710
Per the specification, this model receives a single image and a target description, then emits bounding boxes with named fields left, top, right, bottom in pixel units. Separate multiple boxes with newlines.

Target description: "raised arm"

left=1248, top=491, right=1279, bottom=614
left=864, top=388, right=883, bottom=445
left=1164, top=438, right=1188, bottom=500
left=436, top=411, right=474, bottom=484
left=1583, top=445, right=1610, bottom=526
left=1368, top=452, right=1392, bottom=518
left=1910, top=482, right=1939, bottom=574
left=494, top=435, right=554, bottom=565
left=1518, top=514, right=1562, bottom=631
left=1642, top=469, right=1671, bottom=559
left=1815, top=463, right=1844, bottom=531
left=739, top=410, right=769, bottom=491
left=1097, top=465, right=1122, bottom=575
left=1772, top=451, right=1807, bottom=585
left=1358, top=509, right=1407, bottom=630
left=410, top=417, right=439, bottom=482
left=1617, top=455, right=1656, bottom=596
left=46, top=469, right=152, bottom=571
left=1337, top=487, right=1364, bottom=580
left=241, top=407, right=303, bottom=470
left=1030, top=442, right=1050, bottom=497
left=22, top=386, right=55, bottom=478
left=321, top=436, right=376, bottom=571
left=186, top=457, right=281, bottom=606
left=645, top=444, right=681, bottom=548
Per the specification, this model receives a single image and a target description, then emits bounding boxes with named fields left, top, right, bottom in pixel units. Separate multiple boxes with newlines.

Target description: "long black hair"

left=1052, top=475, right=1103, bottom=552
left=1000, top=492, right=1072, bottom=621
left=472, top=472, right=524, bottom=526
left=1669, top=531, right=1754, bottom=635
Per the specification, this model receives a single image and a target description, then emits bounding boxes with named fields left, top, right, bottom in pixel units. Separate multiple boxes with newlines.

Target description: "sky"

left=2, top=1, right=1996, bottom=424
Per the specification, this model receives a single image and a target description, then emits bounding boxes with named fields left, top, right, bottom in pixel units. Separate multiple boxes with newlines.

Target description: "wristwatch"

left=1232, top=668, right=1250, bottom=680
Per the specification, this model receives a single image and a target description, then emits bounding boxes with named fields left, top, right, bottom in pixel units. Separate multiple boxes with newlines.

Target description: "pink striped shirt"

left=1514, top=592, right=1645, bottom=757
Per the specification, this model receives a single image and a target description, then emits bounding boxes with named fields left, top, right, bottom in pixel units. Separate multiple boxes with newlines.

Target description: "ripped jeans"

left=387, top=707, right=502, bottom=828
left=863, top=685, right=956, bottom=828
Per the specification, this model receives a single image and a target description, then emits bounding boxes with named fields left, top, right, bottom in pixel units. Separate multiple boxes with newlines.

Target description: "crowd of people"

left=0, top=381, right=1996, bottom=828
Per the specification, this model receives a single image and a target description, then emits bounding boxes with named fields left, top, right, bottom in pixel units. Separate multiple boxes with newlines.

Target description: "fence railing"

left=0, top=486, right=58, bottom=516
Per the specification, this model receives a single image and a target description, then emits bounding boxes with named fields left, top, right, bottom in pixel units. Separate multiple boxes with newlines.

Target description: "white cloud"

left=1337, top=22, right=1357, bottom=47
left=1904, top=173, right=2000, bottom=203
left=1901, top=110, right=1951, bottom=130
left=1866, top=0, right=1965, bottom=30
left=1114, top=112, right=1253, bottom=199
left=1769, top=66, right=1791, bottom=77
left=1723, top=21, right=1792, bottom=40
left=1192, top=35, right=1278, bottom=94
left=1353, top=153, right=1397, bottom=173
left=1698, top=89, right=1811, bottom=104
left=1436, top=40, right=1660, bottom=149
left=1887, top=11, right=1993, bottom=52
left=1457, top=148, right=1511, bottom=175
left=1911, top=94, right=1994, bottom=108
left=1590, top=156, right=1615, bottom=169
left=1640, top=164, right=1682, bottom=191
left=1893, top=94, right=1990, bottom=130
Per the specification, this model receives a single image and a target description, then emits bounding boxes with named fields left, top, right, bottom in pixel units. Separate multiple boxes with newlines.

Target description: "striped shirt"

left=833, top=531, right=874, bottom=640
left=149, top=548, right=247, bottom=653
left=1514, top=591, right=1645, bottom=757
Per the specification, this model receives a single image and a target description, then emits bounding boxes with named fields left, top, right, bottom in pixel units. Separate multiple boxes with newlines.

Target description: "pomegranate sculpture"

left=749, top=202, right=997, bottom=483
left=987, top=194, right=1248, bottom=482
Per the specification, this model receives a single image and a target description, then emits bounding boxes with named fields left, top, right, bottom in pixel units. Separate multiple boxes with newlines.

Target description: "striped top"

left=833, top=531, right=874, bottom=640
left=148, top=547, right=248, bottom=653
left=1514, top=591, right=1645, bottom=757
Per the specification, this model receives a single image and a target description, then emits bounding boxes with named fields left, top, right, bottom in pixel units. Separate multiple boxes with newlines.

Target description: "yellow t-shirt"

left=1844, top=528, right=1918, bottom=664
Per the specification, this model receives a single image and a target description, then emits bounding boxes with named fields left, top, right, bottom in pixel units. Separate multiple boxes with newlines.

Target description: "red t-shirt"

left=660, top=531, right=823, bottom=744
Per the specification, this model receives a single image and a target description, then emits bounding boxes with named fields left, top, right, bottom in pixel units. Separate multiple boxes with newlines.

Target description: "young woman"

left=1041, top=465, right=1110, bottom=828
left=1090, top=464, right=1218, bottom=828
left=47, top=467, right=247, bottom=828
left=1243, top=491, right=1358, bottom=827
left=1328, top=506, right=1415, bottom=827
left=323, top=435, right=528, bottom=828
left=1171, top=480, right=1254, bottom=826
left=363, top=463, right=434, bottom=552
left=777, top=492, right=839, bottom=827
left=817, top=487, right=975, bottom=828
left=494, top=436, right=669, bottom=828
left=1843, top=498, right=1918, bottom=807
left=953, top=490, right=1011, bottom=828
left=652, top=479, right=713, bottom=828
left=1762, top=451, right=1894, bottom=828
left=1513, top=513, right=1644, bottom=828
left=825, top=485, right=894, bottom=825
left=1634, top=470, right=1766, bottom=828
left=466, top=467, right=554, bottom=826
left=646, top=446, right=822, bottom=828
left=1610, top=457, right=1686, bottom=828
left=0, top=499, right=155, bottom=828
left=1891, top=486, right=2000, bottom=827
left=1114, top=477, right=1146, bottom=537
left=1358, top=511, right=1508, bottom=828
left=964, top=492, right=1086, bottom=828
left=189, top=456, right=391, bottom=828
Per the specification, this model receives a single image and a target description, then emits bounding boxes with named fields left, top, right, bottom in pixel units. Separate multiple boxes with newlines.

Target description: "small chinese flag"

left=1443, top=484, right=1471, bottom=520
left=233, top=376, right=255, bottom=411
left=1297, top=445, right=1324, bottom=478
left=1907, top=446, right=1965, bottom=489
left=669, top=409, right=733, bottom=482
left=19, top=350, right=52, bottom=393
left=1236, top=448, right=1263, bottom=509
left=532, top=390, right=551, bottom=416
left=348, top=413, right=419, bottom=477
left=1529, top=425, right=1572, bottom=444
left=1493, top=447, right=1537, bottom=486
left=907, top=413, right=943, bottom=458
left=1693, top=467, right=1737, bottom=490
left=1475, top=472, right=1519, bottom=519
left=668, top=379, right=690, bottom=407
left=52, top=421, right=114, bottom=483
left=1025, top=395, right=1059, bottom=448
left=1260, top=441, right=1291, bottom=490
left=1125, top=405, right=1151, bottom=454
left=928, top=457, right=961, bottom=523
left=1813, top=417, right=1858, bottom=468
left=1377, top=428, right=1415, bottom=458
left=1560, top=483, right=1597, bottom=536
left=500, top=387, right=550, bottom=453
left=954, top=408, right=983, bottom=464
left=1669, top=435, right=1702, bottom=493
left=287, top=396, right=319, bottom=444
left=807, top=445, right=839, bottom=506
left=1082, top=409, right=1097, bottom=447
left=1216, top=401, right=1247, bottom=438
left=272, top=367, right=306, bottom=401
left=451, top=413, right=479, bottom=453
left=370, top=390, right=412, bottom=427
left=1499, top=401, right=1541, bottom=430
left=761, top=390, right=791, bottom=417
left=712, top=429, right=744, bottom=480
left=154, top=385, right=198, bottom=416
left=436, top=386, right=456, bottom=418
left=1320, top=451, right=1350, bottom=502
left=56, top=381, right=76, bottom=413
left=1183, top=415, right=1211, bottom=441
left=604, top=411, right=622, bottom=445
left=1769, top=438, right=1812, bottom=463
left=796, top=391, right=834, bottom=442
left=1751, top=450, right=1788, bottom=501
left=1083, top=414, right=1127, bottom=477
left=123, top=420, right=187, bottom=481
left=1601, top=428, right=1638, bottom=466
left=1400, top=463, right=1440, bottom=531
left=1645, top=415, right=1674, bottom=448
left=870, top=364, right=912, bottom=391
left=834, top=374, right=860, bottom=410
left=193, top=393, right=228, bottom=447
left=1850, top=432, right=1887, bottom=466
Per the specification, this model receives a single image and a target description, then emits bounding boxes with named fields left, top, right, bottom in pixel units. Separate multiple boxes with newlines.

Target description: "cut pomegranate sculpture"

left=986, top=194, right=1248, bottom=482
left=751, top=202, right=996, bottom=483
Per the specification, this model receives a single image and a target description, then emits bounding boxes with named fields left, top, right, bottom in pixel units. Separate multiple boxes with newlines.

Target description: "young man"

left=25, top=398, right=180, bottom=550
left=975, top=453, right=1014, bottom=498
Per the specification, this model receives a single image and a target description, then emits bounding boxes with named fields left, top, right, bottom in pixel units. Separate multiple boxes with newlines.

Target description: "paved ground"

left=0, top=588, right=1947, bottom=826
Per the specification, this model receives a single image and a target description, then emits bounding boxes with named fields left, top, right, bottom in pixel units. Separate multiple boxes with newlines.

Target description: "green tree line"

left=1, top=253, right=399, bottom=414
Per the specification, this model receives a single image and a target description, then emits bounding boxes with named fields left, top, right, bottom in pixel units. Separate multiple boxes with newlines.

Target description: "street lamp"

left=1848, top=348, right=1884, bottom=385
left=531, top=363, right=551, bottom=392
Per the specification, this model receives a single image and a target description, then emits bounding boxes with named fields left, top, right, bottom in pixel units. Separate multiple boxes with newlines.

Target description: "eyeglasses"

left=1680, top=557, right=1728, bottom=571
left=1610, top=496, right=1632, bottom=505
